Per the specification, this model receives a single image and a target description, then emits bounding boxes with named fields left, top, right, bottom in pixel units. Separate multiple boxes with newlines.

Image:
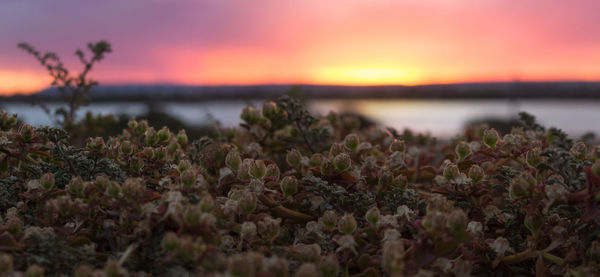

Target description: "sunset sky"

left=1, top=0, right=600, bottom=95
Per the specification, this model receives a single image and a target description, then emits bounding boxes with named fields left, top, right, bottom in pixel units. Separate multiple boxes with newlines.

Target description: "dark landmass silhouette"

left=4, top=81, right=600, bottom=102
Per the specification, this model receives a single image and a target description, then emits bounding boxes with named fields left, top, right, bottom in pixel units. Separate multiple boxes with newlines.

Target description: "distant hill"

left=5, top=81, right=600, bottom=102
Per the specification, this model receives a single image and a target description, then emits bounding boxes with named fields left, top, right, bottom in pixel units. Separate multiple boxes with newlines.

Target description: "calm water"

left=2, top=99, right=599, bottom=138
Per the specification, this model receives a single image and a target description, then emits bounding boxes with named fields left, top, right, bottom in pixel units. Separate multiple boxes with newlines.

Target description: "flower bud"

left=241, top=106, right=262, bottom=124
left=422, top=211, right=446, bottom=233
left=153, top=146, right=167, bottom=161
left=67, top=176, right=85, bottom=196
left=365, top=206, right=381, bottom=227
left=237, top=159, right=253, bottom=181
left=467, top=165, right=484, bottom=183
left=25, top=264, right=44, bottom=277
left=426, top=194, right=454, bottom=213
left=338, top=213, right=357, bottom=235
left=142, top=147, right=154, bottom=158
left=130, top=156, right=144, bottom=173
left=319, top=254, right=340, bottom=277
left=174, top=237, right=206, bottom=263
left=389, top=139, right=406, bottom=153
left=394, top=175, right=408, bottom=190
left=127, top=118, right=138, bottom=130
left=178, top=159, right=192, bottom=173
left=248, top=178, right=265, bottom=194
left=295, top=263, right=318, bottom=277
left=526, top=147, right=544, bottom=168
left=280, top=176, right=299, bottom=197
left=86, top=137, right=105, bottom=151
left=106, top=181, right=121, bottom=198
left=378, top=170, right=394, bottom=187
left=161, top=232, right=180, bottom=252
left=455, top=141, right=471, bottom=161
left=18, top=124, right=35, bottom=142
left=0, top=253, right=13, bottom=273
left=286, top=148, right=302, bottom=169
left=240, top=221, right=257, bottom=240
left=443, top=164, right=459, bottom=181
left=309, top=153, right=325, bottom=167
left=122, top=178, right=144, bottom=199
left=333, top=153, right=351, bottom=172
left=40, top=172, right=55, bottom=190
left=296, top=243, right=321, bottom=263
left=344, top=133, right=360, bottom=152
left=320, top=158, right=335, bottom=176
left=524, top=211, right=544, bottom=237
left=483, top=129, right=499, bottom=149
left=6, top=216, right=22, bottom=237
left=176, top=129, right=188, bottom=146
left=167, top=140, right=179, bottom=153
left=119, top=140, right=133, bottom=155
left=226, top=150, right=242, bottom=171
left=180, top=169, right=197, bottom=187
left=239, top=191, right=258, bottom=214
left=257, top=216, right=282, bottom=244
left=227, top=253, right=256, bottom=276
left=265, top=256, right=289, bottom=277
left=319, top=210, right=338, bottom=231
left=329, top=143, right=343, bottom=157
left=144, top=127, right=157, bottom=146
left=249, top=160, right=267, bottom=179
left=199, top=194, right=215, bottom=212
left=0, top=111, right=17, bottom=131
left=569, top=141, right=586, bottom=160
left=509, top=172, right=535, bottom=199
left=447, top=209, right=468, bottom=234
left=183, top=205, right=203, bottom=226
left=156, top=127, right=171, bottom=145
left=265, top=163, right=280, bottom=181
left=262, top=101, right=281, bottom=119
left=382, top=240, right=405, bottom=275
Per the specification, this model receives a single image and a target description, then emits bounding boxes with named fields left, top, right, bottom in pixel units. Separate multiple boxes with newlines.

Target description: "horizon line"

left=4, top=78, right=600, bottom=96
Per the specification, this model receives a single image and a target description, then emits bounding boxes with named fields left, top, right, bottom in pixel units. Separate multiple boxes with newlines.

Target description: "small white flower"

left=396, top=205, right=415, bottom=221
left=467, top=221, right=483, bottom=238
left=379, top=215, right=399, bottom=228
left=488, top=237, right=513, bottom=257
left=335, top=235, right=357, bottom=254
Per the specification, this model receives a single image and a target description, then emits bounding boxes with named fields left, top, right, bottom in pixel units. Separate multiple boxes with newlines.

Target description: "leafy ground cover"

left=0, top=96, right=599, bottom=276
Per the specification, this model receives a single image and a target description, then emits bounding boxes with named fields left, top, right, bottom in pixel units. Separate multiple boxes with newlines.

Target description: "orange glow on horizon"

left=0, top=70, right=50, bottom=95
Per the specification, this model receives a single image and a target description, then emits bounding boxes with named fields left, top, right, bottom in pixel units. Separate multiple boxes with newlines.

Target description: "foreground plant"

left=18, top=41, right=115, bottom=145
left=0, top=100, right=599, bottom=276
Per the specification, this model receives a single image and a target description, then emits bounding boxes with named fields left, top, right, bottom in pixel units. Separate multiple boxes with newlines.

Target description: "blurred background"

left=1, top=0, right=600, bottom=139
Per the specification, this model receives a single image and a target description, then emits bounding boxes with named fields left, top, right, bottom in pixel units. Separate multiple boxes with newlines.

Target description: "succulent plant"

left=0, top=99, right=598, bottom=276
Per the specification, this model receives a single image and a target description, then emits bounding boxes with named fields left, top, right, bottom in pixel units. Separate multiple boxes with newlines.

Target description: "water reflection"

left=2, top=99, right=599, bottom=138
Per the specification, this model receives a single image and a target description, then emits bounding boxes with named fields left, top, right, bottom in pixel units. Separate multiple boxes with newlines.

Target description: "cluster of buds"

left=0, top=111, right=17, bottom=131
left=2, top=103, right=600, bottom=276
